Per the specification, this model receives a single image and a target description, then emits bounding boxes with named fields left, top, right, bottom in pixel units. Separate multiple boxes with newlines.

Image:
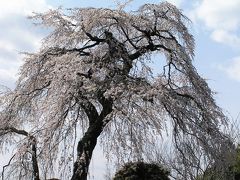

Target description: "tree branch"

left=2, top=154, right=16, bottom=180
left=0, top=127, right=40, bottom=180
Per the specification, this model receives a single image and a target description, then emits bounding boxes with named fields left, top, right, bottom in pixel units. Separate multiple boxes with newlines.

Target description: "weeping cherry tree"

left=0, top=2, right=235, bottom=180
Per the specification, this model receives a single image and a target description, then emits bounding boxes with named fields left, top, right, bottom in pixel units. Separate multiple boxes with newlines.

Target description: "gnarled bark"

left=71, top=97, right=113, bottom=180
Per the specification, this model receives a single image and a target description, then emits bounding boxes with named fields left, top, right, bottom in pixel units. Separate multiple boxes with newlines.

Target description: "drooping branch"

left=2, top=154, right=16, bottom=180
left=0, top=127, right=40, bottom=180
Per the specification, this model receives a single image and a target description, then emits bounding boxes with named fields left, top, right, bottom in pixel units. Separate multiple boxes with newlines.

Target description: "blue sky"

left=0, top=0, right=240, bottom=179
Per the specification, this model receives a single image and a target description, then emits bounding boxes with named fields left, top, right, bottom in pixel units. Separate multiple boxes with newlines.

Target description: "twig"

left=2, top=154, right=16, bottom=180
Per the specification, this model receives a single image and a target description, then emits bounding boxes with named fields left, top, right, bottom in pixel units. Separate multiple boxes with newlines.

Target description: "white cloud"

left=194, top=0, right=240, bottom=31
left=0, top=0, right=51, bottom=18
left=190, top=0, right=240, bottom=48
left=0, top=0, right=51, bottom=87
left=219, top=57, right=240, bottom=82
left=211, top=30, right=240, bottom=48
left=0, top=67, right=19, bottom=83
left=167, top=0, right=183, bottom=7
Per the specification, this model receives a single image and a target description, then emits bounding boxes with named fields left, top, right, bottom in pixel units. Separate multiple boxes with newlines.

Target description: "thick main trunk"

left=71, top=120, right=103, bottom=180
left=71, top=98, right=112, bottom=180
left=32, top=142, right=40, bottom=180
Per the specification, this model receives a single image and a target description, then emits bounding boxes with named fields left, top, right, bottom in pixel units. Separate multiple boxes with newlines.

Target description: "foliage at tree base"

left=113, top=161, right=170, bottom=180
left=196, top=145, right=240, bottom=180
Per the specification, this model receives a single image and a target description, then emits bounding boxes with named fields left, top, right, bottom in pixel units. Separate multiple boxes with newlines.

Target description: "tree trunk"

left=71, top=98, right=112, bottom=180
left=71, top=122, right=102, bottom=180
left=32, top=141, right=40, bottom=180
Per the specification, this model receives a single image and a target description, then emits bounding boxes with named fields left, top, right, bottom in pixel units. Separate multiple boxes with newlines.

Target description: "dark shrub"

left=113, top=161, right=170, bottom=180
